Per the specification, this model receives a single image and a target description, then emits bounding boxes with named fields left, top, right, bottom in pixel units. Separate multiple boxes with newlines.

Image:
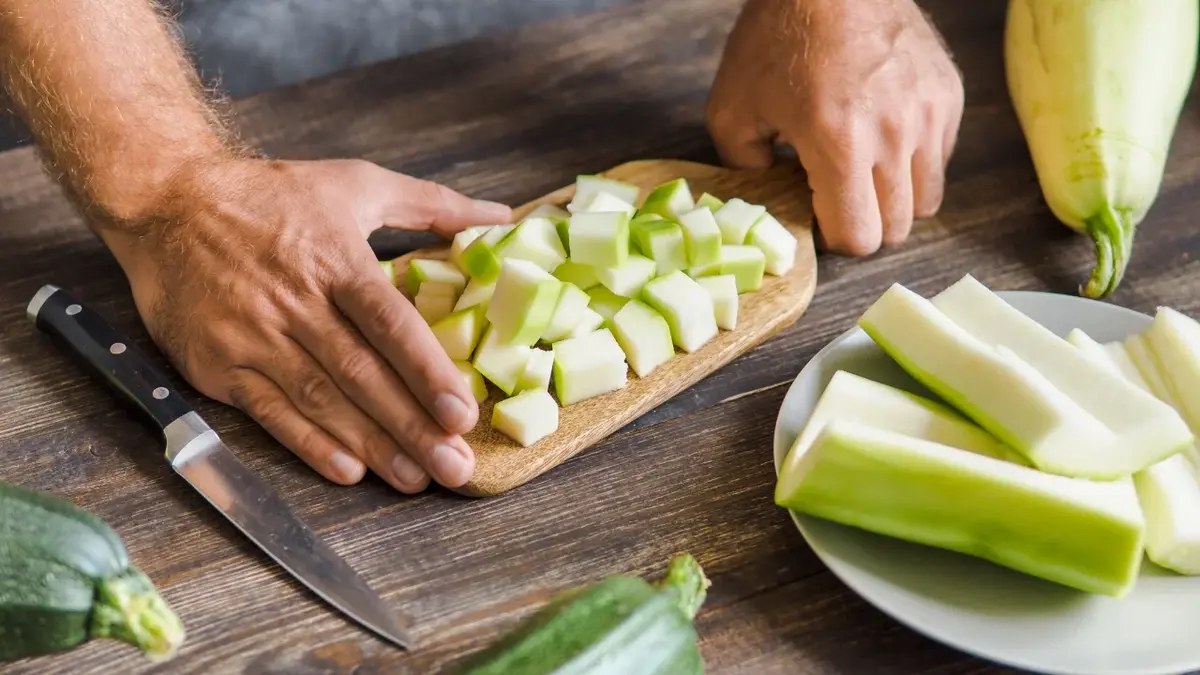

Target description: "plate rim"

left=770, top=289, right=1200, bottom=675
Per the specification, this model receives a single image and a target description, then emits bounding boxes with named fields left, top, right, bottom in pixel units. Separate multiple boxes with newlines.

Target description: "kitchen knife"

left=27, top=284, right=415, bottom=650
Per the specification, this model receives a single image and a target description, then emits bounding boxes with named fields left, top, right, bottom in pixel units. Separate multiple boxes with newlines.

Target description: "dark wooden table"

left=3, top=0, right=1200, bottom=673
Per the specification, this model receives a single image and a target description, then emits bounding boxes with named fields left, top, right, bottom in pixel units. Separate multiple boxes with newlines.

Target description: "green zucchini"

left=0, top=480, right=185, bottom=662
left=455, top=554, right=710, bottom=675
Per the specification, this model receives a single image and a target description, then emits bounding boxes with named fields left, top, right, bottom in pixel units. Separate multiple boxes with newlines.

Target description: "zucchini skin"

left=457, top=555, right=709, bottom=675
left=0, top=480, right=184, bottom=662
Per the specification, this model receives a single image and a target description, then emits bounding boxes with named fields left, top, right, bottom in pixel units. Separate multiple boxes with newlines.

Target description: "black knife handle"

left=28, top=285, right=193, bottom=434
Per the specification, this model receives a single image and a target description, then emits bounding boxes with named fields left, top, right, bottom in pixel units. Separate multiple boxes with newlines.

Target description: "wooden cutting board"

left=392, top=159, right=817, bottom=497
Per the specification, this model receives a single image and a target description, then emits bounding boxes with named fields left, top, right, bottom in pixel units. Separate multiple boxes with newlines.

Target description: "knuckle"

left=294, top=369, right=337, bottom=411
left=335, top=342, right=380, bottom=388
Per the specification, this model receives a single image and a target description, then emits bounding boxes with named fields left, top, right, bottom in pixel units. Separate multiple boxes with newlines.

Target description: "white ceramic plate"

left=772, top=290, right=1200, bottom=675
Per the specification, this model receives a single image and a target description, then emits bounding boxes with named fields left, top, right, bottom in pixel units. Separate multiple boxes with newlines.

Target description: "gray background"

left=0, top=0, right=636, bottom=151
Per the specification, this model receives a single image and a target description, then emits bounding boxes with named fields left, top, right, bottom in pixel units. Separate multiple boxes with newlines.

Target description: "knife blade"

left=27, top=284, right=415, bottom=650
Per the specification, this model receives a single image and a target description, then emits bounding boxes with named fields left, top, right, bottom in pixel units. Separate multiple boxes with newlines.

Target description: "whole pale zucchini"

left=456, top=554, right=710, bottom=675
left=0, top=480, right=185, bottom=662
left=1004, top=0, right=1200, bottom=298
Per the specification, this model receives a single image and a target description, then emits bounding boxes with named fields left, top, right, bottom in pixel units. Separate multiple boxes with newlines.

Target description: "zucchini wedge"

left=0, top=480, right=185, bottom=662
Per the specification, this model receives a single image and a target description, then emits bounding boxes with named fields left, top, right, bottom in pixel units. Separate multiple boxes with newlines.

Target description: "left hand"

left=705, top=0, right=965, bottom=256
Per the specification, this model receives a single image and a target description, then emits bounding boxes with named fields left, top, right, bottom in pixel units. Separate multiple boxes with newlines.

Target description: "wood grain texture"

left=1, top=0, right=1200, bottom=673
left=392, top=159, right=816, bottom=496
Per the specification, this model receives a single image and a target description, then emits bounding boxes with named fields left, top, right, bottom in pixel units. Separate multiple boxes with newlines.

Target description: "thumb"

left=367, top=166, right=512, bottom=238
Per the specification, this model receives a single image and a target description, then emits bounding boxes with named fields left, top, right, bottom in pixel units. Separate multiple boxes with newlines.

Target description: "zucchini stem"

left=658, top=554, right=711, bottom=620
left=90, top=567, right=185, bottom=662
left=1082, top=207, right=1134, bottom=299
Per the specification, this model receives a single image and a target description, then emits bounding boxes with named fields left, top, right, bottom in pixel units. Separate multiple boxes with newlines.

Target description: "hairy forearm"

left=0, top=1, right=239, bottom=233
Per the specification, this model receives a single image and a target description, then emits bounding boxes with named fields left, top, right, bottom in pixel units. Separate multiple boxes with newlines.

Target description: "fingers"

left=290, top=280, right=477, bottom=488
left=227, top=369, right=368, bottom=486
left=254, top=336, right=433, bottom=494
left=362, top=164, right=511, bottom=238
left=911, top=142, right=946, bottom=219
left=874, top=159, right=915, bottom=247
left=332, top=274, right=479, bottom=434
left=706, top=98, right=776, bottom=170
left=803, top=141, right=883, bottom=257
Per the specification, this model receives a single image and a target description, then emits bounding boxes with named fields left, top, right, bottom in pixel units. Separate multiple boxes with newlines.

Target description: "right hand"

left=103, top=156, right=512, bottom=494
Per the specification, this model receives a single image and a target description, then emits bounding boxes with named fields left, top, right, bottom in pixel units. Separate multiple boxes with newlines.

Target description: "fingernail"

left=330, top=451, right=366, bottom=484
left=391, top=452, right=428, bottom=486
left=430, top=443, right=473, bottom=487
left=434, top=393, right=474, bottom=432
left=473, top=199, right=512, bottom=220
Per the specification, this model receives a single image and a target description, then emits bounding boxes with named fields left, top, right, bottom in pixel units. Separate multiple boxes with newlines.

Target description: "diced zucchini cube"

left=541, top=283, right=592, bottom=344
left=641, top=270, right=718, bottom=353
left=748, top=212, right=797, bottom=275
left=553, top=260, right=600, bottom=290
left=595, top=254, right=657, bottom=298
left=578, top=191, right=637, bottom=218
left=695, top=192, right=725, bottom=212
left=719, top=245, right=767, bottom=293
left=526, top=203, right=570, bottom=221
left=516, top=348, right=554, bottom=393
left=633, top=218, right=688, bottom=275
left=414, top=281, right=460, bottom=324
left=697, top=274, right=739, bottom=330
left=405, top=259, right=467, bottom=297
left=472, top=325, right=532, bottom=395
left=568, top=211, right=631, bottom=268
left=461, top=224, right=515, bottom=282
left=686, top=260, right=722, bottom=279
left=636, top=178, right=695, bottom=220
left=567, top=307, right=606, bottom=339
left=611, top=300, right=676, bottom=378
left=566, top=175, right=640, bottom=213
left=587, top=285, right=630, bottom=323
left=677, top=207, right=721, bottom=267
left=454, top=278, right=497, bottom=312
left=714, top=198, right=766, bottom=245
left=492, top=389, right=560, bottom=447
left=431, top=305, right=487, bottom=361
left=552, top=328, right=629, bottom=405
left=455, top=361, right=489, bottom=403
left=495, top=217, right=568, bottom=272
left=379, top=260, right=397, bottom=286
left=449, top=225, right=493, bottom=273
left=486, top=259, right=564, bottom=346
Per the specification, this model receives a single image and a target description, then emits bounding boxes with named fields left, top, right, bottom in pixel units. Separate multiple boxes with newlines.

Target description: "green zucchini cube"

left=718, top=245, right=766, bottom=293
left=748, top=212, right=798, bottom=275
left=460, top=224, right=515, bottom=282
left=486, top=259, right=564, bottom=347
left=551, top=328, right=629, bottom=405
left=696, top=274, right=739, bottom=330
left=611, top=299, right=676, bottom=378
left=676, top=206, right=721, bottom=267
left=641, top=270, right=718, bottom=353
left=714, top=198, right=766, bottom=245
left=431, top=305, right=487, bottom=361
left=495, top=216, right=568, bottom=272
left=567, top=211, right=631, bottom=268
left=595, top=253, right=657, bottom=298
left=636, top=178, right=695, bottom=220
left=472, top=325, right=533, bottom=395
left=492, top=389, right=559, bottom=447
left=405, top=258, right=467, bottom=297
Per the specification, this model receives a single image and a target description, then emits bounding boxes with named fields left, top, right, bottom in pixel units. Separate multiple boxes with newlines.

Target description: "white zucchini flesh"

left=492, top=390, right=560, bottom=447
left=551, top=328, right=629, bottom=405
left=611, top=300, right=675, bottom=378
left=1068, top=328, right=1200, bottom=576
left=781, top=419, right=1146, bottom=597
left=775, top=370, right=1025, bottom=503
left=932, top=275, right=1192, bottom=474
left=858, top=282, right=1119, bottom=478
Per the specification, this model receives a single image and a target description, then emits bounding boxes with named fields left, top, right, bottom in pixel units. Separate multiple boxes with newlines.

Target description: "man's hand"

left=706, top=0, right=965, bottom=255
left=0, top=0, right=512, bottom=493
left=110, top=157, right=510, bottom=493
